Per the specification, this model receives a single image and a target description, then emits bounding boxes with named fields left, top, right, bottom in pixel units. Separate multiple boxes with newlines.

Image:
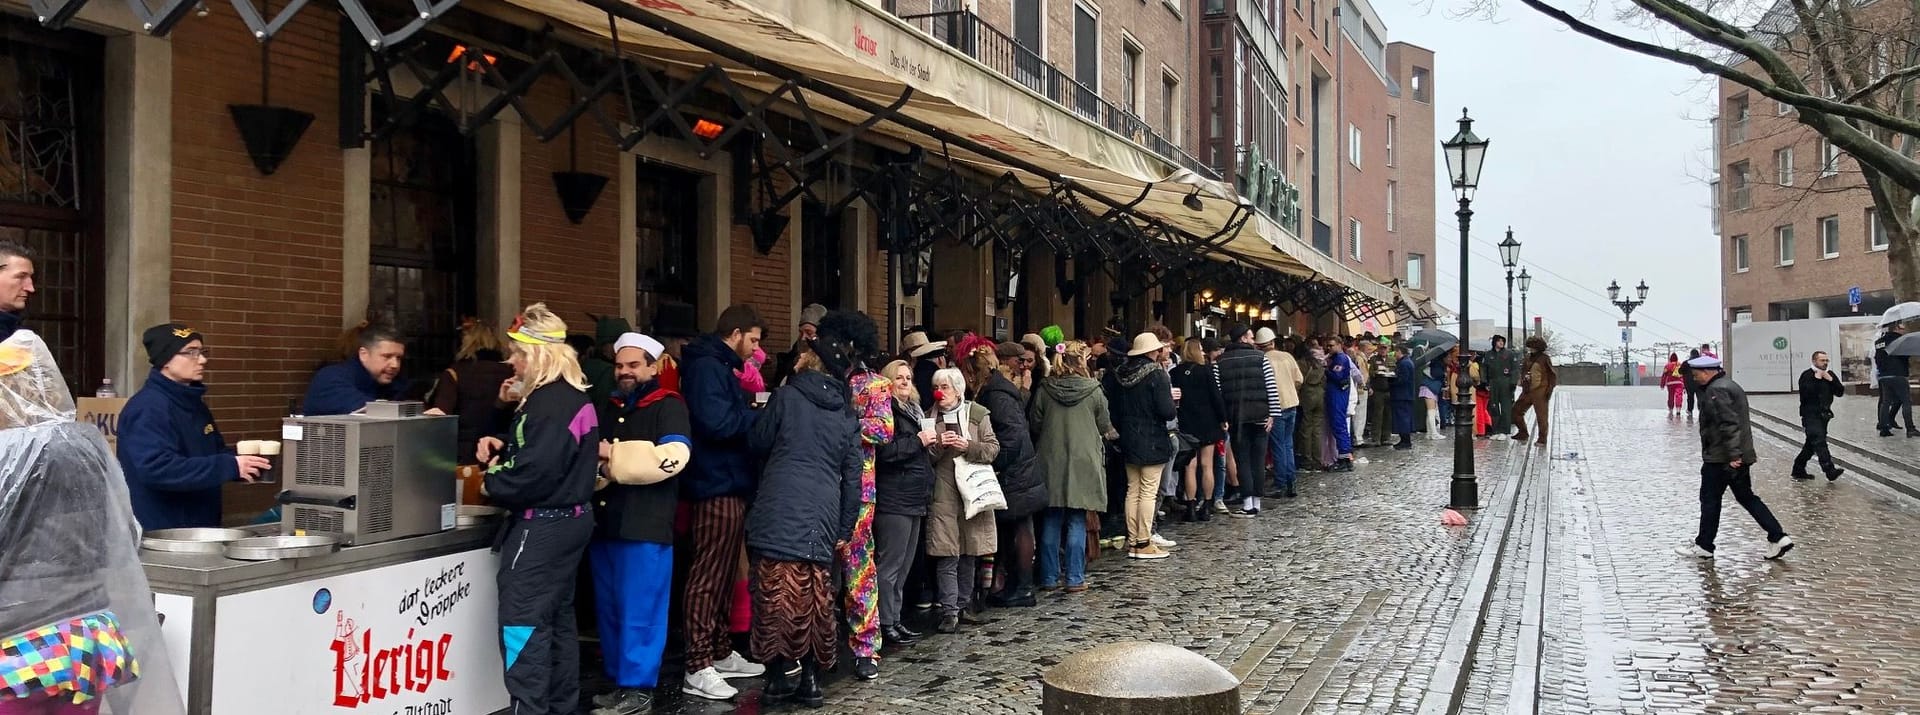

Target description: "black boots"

left=797, top=661, right=825, bottom=708
left=883, top=624, right=920, bottom=646
left=1182, top=500, right=1199, bottom=522
left=762, top=659, right=798, bottom=702
left=987, top=589, right=1037, bottom=607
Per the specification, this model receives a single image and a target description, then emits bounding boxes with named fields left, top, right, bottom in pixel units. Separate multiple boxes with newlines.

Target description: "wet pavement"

left=1522, top=387, right=1920, bottom=714
left=583, top=425, right=1533, bottom=714
left=574, top=386, right=1920, bottom=713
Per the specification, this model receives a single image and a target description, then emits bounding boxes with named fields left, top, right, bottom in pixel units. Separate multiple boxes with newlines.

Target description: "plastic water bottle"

left=94, top=379, right=117, bottom=398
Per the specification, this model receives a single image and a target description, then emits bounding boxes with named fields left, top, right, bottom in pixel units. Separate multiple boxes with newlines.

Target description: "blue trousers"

left=1036, top=508, right=1088, bottom=588
left=1327, top=391, right=1353, bottom=456
left=1270, top=408, right=1298, bottom=491
left=589, top=540, right=673, bottom=689
left=1213, top=438, right=1229, bottom=501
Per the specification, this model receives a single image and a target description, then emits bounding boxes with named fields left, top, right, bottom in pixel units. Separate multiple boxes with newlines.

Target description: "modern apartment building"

left=1713, top=3, right=1903, bottom=339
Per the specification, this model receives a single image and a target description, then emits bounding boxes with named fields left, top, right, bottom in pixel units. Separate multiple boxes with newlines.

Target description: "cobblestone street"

left=616, top=386, right=1920, bottom=714
left=1524, top=387, right=1920, bottom=714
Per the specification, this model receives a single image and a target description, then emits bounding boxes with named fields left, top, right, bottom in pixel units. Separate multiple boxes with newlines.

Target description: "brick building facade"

left=1713, top=1, right=1906, bottom=344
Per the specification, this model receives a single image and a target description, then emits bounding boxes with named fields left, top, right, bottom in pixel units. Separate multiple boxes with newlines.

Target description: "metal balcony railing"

left=897, top=10, right=1220, bottom=181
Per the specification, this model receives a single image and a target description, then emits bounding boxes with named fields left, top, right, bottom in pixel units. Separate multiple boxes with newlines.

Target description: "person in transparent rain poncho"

left=0, top=330, right=184, bottom=715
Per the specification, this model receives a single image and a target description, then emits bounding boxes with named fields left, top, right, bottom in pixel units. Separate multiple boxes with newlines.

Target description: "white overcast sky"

left=1373, top=0, right=1723, bottom=354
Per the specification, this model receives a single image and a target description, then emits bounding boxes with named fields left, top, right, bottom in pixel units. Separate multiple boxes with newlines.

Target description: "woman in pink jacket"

left=1660, top=352, right=1685, bottom=415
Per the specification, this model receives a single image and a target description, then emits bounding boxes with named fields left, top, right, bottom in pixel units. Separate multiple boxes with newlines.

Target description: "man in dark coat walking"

left=1482, top=335, right=1521, bottom=438
left=588, top=333, right=691, bottom=715
left=1791, top=350, right=1846, bottom=482
left=1674, top=355, right=1793, bottom=561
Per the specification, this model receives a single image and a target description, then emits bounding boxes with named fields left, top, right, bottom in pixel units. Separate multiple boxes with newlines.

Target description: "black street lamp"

left=1608, top=279, right=1649, bottom=385
left=1442, top=108, right=1489, bottom=510
left=1516, top=268, right=1532, bottom=342
left=1498, top=228, right=1521, bottom=344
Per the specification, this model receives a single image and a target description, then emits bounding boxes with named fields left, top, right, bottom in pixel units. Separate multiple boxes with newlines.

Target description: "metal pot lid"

left=142, top=528, right=252, bottom=543
left=224, top=534, right=342, bottom=561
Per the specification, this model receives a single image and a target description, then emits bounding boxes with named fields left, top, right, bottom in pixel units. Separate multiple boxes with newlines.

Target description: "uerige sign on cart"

left=208, top=548, right=507, bottom=713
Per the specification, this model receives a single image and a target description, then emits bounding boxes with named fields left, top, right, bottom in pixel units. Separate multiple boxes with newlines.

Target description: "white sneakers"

left=1673, top=537, right=1795, bottom=560
left=1150, top=533, right=1177, bottom=548
left=713, top=651, right=766, bottom=678
left=1672, top=544, right=1714, bottom=559
left=681, top=667, right=737, bottom=701
left=682, top=652, right=766, bottom=701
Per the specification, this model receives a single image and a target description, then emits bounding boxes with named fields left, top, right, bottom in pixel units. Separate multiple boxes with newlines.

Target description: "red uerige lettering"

left=330, top=623, right=455, bottom=708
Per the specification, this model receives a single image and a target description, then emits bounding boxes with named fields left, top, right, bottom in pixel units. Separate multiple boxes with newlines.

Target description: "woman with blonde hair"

left=427, top=317, right=516, bottom=467
left=924, top=366, right=1000, bottom=633
left=476, top=303, right=601, bottom=715
left=1029, top=341, right=1114, bottom=591
left=1169, top=338, right=1227, bottom=522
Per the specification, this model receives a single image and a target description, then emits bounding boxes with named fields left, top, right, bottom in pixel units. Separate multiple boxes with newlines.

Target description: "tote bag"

left=951, top=402, right=1007, bottom=519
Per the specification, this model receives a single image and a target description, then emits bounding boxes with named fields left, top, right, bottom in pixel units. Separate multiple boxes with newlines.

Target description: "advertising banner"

left=209, top=548, right=506, bottom=714
left=1731, top=322, right=1795, bottom=392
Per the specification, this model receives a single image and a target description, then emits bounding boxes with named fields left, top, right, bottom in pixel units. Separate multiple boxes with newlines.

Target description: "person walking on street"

left=1660, top=352, right=1685, bottom=416
left=1673, top=354, right=1794, bottom=560
left=678, top=305, right=768, bottom=701
left=1875, top=324, right=1915, bottom=437
left=1483, top=336, right=1520, bottom=437
left=1792, top=351, right=1847, bottom=482
left=1107, top=332, right=1180, bottom=552
left=1258, top=329, right=1304, bottom=498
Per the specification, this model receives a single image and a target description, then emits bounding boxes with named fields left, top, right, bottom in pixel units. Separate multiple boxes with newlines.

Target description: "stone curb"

left=1415, top=429, right=1542, bottom=715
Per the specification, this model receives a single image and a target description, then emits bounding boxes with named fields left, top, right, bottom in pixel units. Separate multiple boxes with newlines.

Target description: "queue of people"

left=45, top=230, right=1554, bottom=715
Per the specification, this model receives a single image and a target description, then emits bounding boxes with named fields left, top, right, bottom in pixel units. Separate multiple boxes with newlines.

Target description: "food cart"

left=138, top=403, right=511, bottom=714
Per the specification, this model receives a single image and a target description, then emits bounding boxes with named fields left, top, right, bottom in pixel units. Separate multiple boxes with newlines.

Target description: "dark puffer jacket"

left=1105, top=357, right=1177, bottom=466
left=680, top=334, right=759, bottom=501
left=975, top=373, right=1047, bottom=519
left=875, top=402, right=936, bottom=517
left=745, top=370, right=862, bottom=565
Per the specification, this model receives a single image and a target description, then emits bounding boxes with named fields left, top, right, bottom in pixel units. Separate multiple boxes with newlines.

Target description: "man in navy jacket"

left=1390, top=345, right=1419, bottom=450
left=676, top=304, right=768, bottom=701
left=117, top=324, right=270, bottom=530
left=302, top=325, right=409, bottom=415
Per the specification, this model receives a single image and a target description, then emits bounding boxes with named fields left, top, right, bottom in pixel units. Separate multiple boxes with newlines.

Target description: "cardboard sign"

left=77, top=396, right=127, bottom=450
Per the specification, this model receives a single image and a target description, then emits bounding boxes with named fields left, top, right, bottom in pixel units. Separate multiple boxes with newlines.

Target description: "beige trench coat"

left=925, top=402, right=1001, bottom=557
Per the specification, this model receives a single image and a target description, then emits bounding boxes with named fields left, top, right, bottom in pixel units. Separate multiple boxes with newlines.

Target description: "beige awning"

left=508, top=0, right=1398, bottom=305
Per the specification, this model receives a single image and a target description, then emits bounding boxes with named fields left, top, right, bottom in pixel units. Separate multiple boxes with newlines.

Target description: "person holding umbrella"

left=1874, top=305, right=1918, bottom=437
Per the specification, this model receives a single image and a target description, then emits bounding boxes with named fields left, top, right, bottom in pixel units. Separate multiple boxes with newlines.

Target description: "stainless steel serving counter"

left=142, top=524, right=496, bottom=591
left=146, top=525, right=510, bottom=714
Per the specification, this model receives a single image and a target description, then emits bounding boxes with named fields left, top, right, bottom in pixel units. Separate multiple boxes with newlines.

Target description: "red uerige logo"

left=329, top=611, right=455, bottom=707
